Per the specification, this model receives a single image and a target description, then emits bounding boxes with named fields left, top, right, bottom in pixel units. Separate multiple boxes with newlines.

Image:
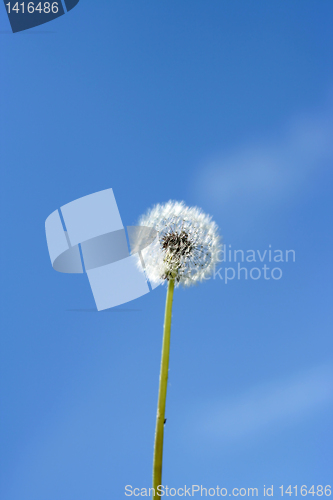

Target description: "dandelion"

left=138, top=201, right=221, bottom=287
left=136, top=201, right=221, bottom=500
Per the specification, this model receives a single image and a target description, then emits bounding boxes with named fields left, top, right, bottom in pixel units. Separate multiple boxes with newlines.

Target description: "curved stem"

left=152, top=279, right=175, bottom=499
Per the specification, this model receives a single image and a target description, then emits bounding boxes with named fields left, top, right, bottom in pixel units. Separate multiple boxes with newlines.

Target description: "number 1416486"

left=6, top=2, right=59, bottom=14
left=280, top=486, right=331, bottom=496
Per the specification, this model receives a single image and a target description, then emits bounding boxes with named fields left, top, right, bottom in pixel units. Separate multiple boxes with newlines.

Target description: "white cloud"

left=191, top=364, right=333, bottom=443
left=194, top=99, right=333, bottom=216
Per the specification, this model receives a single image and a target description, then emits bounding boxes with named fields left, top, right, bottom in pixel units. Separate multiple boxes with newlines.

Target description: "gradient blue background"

left=1, top=1, right=332, bottom=499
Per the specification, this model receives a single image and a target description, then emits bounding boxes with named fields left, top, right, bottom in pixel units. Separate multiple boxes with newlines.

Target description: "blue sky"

left=1, top=1, right=332, bottom=499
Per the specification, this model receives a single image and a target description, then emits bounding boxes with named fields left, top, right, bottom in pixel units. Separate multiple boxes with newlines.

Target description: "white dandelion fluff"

left=137, top=201, right=221, bottom=287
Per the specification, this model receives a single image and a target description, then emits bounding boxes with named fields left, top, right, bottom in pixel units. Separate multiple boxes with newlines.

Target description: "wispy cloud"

left=190, top=364, right=333, bottom=444
left=194, top=97, right=333, bottom=224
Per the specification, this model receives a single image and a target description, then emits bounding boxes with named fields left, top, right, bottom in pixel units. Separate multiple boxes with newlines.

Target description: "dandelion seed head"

left=136, top=201, right=221, bottom=287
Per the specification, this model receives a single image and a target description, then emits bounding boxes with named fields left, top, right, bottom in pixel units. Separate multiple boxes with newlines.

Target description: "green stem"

left=152, top=278, right=175, bottom=500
